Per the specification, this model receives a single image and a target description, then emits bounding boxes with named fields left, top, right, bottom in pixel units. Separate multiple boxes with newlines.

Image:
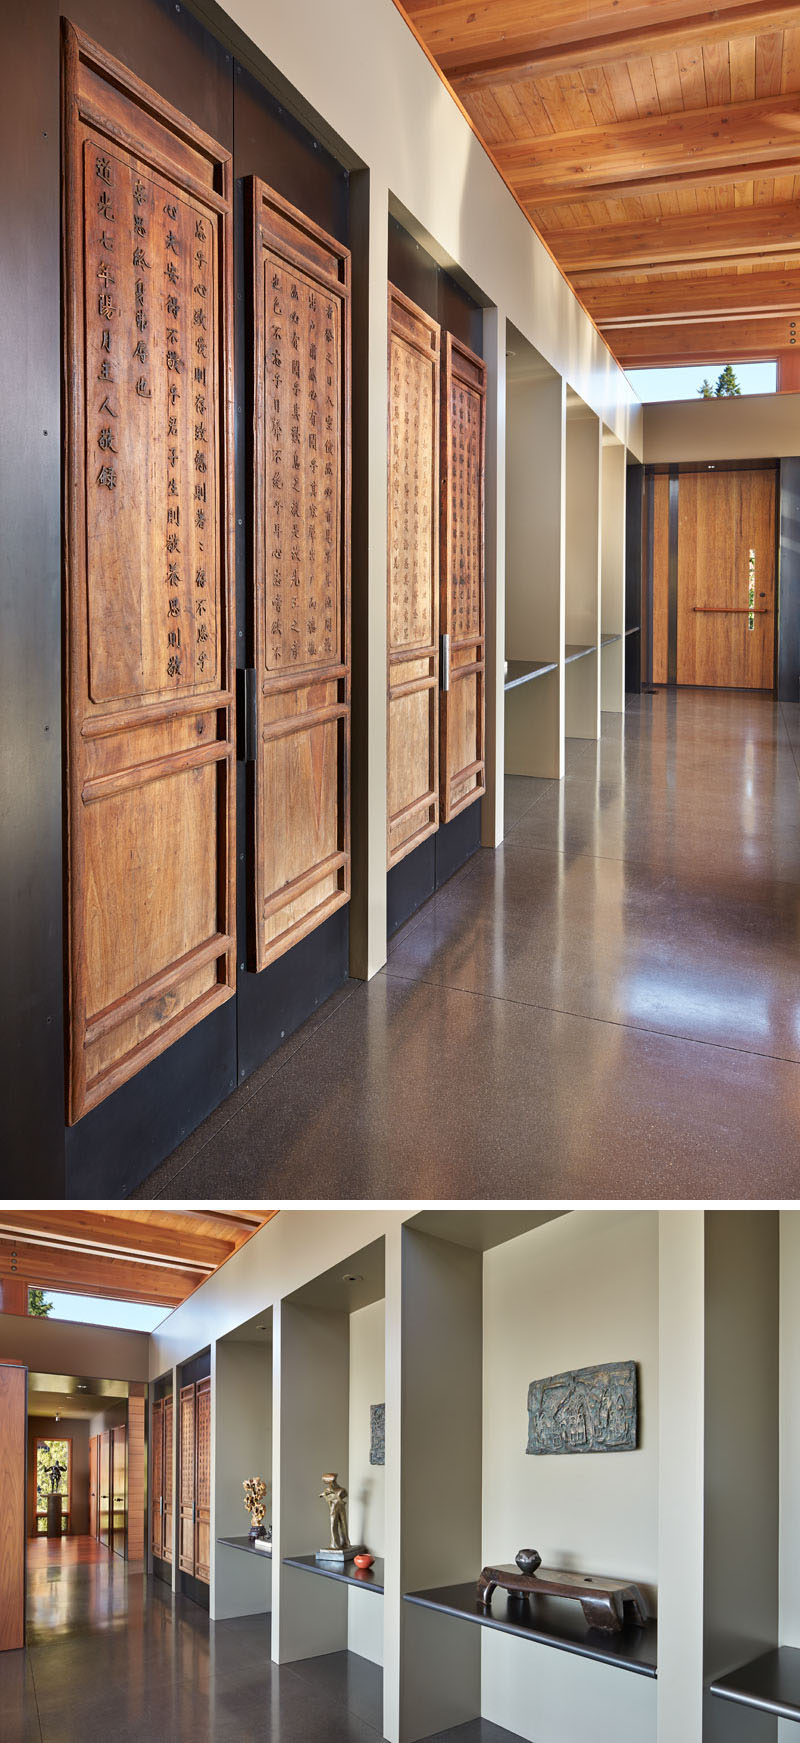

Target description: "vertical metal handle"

left=441, top=633, right=450, bottom=693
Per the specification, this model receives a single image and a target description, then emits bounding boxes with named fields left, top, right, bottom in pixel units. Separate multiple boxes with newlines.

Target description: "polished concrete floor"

left=5, top=1541, right=515, bottom=1742
left=139, top=690, right=800, bottom=1199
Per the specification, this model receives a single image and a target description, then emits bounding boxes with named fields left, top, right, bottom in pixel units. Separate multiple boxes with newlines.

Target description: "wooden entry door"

left=676, top=470, right=776, bottom=688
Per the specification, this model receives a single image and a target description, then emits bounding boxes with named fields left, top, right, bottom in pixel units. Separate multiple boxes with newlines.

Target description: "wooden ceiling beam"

left=495, top=95, right=800, bottom=200
left=446, top=3, right=799, bottom=92
left=0, top=1239, right=194, bottom=1306
left=609, top=315, right=797, bottom=364
left=0, top=1212, right=234, bottom=1272
left=586, top=270, right=800, bottom=325
left=526, top=155, right=800, bottom=209
left=545, top=202, right=800, bottom=275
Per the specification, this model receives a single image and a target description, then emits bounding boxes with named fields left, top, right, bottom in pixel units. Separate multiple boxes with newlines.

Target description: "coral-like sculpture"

left=242, top=1476, right=270, bottom=1542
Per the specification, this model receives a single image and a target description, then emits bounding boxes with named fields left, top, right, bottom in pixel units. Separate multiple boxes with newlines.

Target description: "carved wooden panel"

left=151, top=1397, right=163, bottom=1557
left=387, top=286, right=440, bottom=867
left=440, top=334, right=486, bottom=822
left=163, top=1394, right=173, bottom=1565
left=0, top=1364, right=26, bottom=1654
left=179, top=1381, right=195, bottom=1573
left=62, top=22, right=235, bottom=1121
left=195, top=1376, right=211, bottom=1583
left=248, top=179, right=351, bottom=968
left=127, top=1392, right=145, bottom=1563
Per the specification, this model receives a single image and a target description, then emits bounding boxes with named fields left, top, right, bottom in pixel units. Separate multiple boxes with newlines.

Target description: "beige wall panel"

left=644, top=394, right=800, bottom=465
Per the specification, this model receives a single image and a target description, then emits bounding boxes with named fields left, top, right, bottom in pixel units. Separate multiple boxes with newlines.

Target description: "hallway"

left=140, top=690, right=800, bottom=1202
left=4, top=1546, right=504, bottom=1743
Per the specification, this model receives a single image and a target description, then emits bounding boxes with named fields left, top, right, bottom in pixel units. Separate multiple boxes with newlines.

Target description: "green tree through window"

left=698, top=365, right=742, bottom=398
left=28, top=1287, right=53, bottom=1318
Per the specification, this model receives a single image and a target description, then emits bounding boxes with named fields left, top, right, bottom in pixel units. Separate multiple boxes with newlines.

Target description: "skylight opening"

left=625, top=361, right=778, bottom=403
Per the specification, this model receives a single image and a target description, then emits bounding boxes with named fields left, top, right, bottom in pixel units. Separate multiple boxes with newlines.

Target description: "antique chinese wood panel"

left=62, top=22, right=236, bottom=1122
left=127, top=1390, right=146, bottom=1563
left=151, top=1397, right=163, bottom=1558
left=248, top=179, right=351, bottom=970
left=163, top=1393, right=173, bottom=1564
left=387, top=287, right=441, bottom=867
left=0, top=1363, right=26, bottom=1653
left=440, top=334, right=486, bottom=823
left=194, top=1376, right=211, bottom=1582
left=178, top=1381, right=195, bottom=1574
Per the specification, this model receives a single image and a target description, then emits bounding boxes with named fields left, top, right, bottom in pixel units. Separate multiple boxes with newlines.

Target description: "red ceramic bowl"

left=353, top=1553, right=374, bottom=1569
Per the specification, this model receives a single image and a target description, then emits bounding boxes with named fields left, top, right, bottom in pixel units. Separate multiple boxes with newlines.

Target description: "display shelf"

left=564, top=643, right=597, bottom=664
left=403, top=1581, right=657, bottom=1678
left=217, top=1535, right=272, bottom=1559
left=710, top=1647, right=800, bottom=1721
left=504, top=659, right=558, bottom=692
left=600, top=633, right=622, bottom=648
left=284, top=1553, right=385, bottom=1594
left=625, top=626, right=640, bottom=637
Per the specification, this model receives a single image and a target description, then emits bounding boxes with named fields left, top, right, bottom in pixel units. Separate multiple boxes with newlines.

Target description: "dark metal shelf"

left=504, top=659, right=558, bottom=692
left=217, top=1535, right=272, bottom=1558
left=625, top=625, right=641, bottom=636
left=284, top=1553, right=384, bottom=1594
left=403, top=1580, right=657, bottom=1678
left=710, top=1648, right=800, bottom=1721
left=601, top=633, right=622, bottom=648
left=565, top=643, right=597, bottom=665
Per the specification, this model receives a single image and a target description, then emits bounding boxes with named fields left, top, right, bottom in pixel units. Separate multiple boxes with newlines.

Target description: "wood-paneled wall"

left=440, top=333, right=486, bottom=822
left=62, top=22, right=236, bottom=1122
left=178, top=1375, right=210, bottom=1584
left=0, top=1362, right=26, bottom=1652
left=387, top=286, right=441, bottom=867
left=248, top=178, right=351, bottom=969
left=127, top=1388, right=145, bottom=1563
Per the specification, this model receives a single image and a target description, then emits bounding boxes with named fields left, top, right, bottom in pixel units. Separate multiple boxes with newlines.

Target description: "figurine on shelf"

left=319, top=1473, right=350, bottom=1550
left=242, top=1477, right=271, bottom=1543
left=316, top=1473, right=365, bottom=1564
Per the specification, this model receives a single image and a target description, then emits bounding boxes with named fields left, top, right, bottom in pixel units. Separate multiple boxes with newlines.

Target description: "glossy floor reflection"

left=8, top=1539, right=387, bottom=1741
left=141, top=691, right=800, bottom=1200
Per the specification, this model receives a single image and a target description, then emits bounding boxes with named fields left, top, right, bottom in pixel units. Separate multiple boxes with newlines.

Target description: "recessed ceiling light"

left=341, top=1273, right=363, bottom=1285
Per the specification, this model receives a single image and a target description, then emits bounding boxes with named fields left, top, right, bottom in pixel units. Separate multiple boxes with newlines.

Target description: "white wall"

left=214, top=1339, right=272, bottom=1620
left=480, top=1210, right=659, bottom=1743
left=644, top=393, right=800, bottom=464
left=780, top=1211, right=800, bottom=1743
left=348, top=1298, right=385, bottom=1665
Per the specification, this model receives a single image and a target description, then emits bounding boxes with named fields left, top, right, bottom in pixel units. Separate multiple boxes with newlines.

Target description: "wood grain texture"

left=397, top=1, right=800, bottom=370
left=195, top=1376, right=210, bottom=1583
left=151, top=1397, right=163, bottom=1557
left=248, top=179, right=351, bottom=970
left=0, top=1363, right=26, bottom=1653
left=676, top=470, right=776, bottom=687
left=127, top=1395, right=145, bottom=1563
left=651, top=474, right=671, bottom=686
left=62, top=21, right=236, bottom=1122
left=440, top=333, right=486, bottom=823
left=99, top=1430, right=111, bottom=1547
left=163, top=1393, right=173, bottom=1565
left=179, top=1381, right=195, bottom=1574
left=89, top=1433, right=99, bottom=1540
left=111, top=1424, right=127, bottom=1551
left=387, top=286, right=441, bottom=867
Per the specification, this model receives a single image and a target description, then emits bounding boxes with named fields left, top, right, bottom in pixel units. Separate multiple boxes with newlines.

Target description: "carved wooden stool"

left=477, top=1564, right=649, bottom=1634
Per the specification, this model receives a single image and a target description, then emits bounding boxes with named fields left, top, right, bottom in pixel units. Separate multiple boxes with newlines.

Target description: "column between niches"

left=657, top=1211, right=705, bottom=1743
left=481, top=306, right=506, bottom=847
left=349, top=169, right=389, bottom=980
left=382, top=1223, right=403, bottom=1743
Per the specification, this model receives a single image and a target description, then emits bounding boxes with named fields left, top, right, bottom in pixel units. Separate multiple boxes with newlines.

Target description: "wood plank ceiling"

left=396, top=0, right=800, bottom=374
left=0, top=1210, right=276, bottom=1309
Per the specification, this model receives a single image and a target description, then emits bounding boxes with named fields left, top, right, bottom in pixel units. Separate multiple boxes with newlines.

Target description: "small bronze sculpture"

left=515, top=1548, right=542, bottom=1576
left=319, top=1473, right=350, bottom=1550
left=47, top=1455, right=67, bottom=1493
left=242, top=1477, right=270, bottom=1543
